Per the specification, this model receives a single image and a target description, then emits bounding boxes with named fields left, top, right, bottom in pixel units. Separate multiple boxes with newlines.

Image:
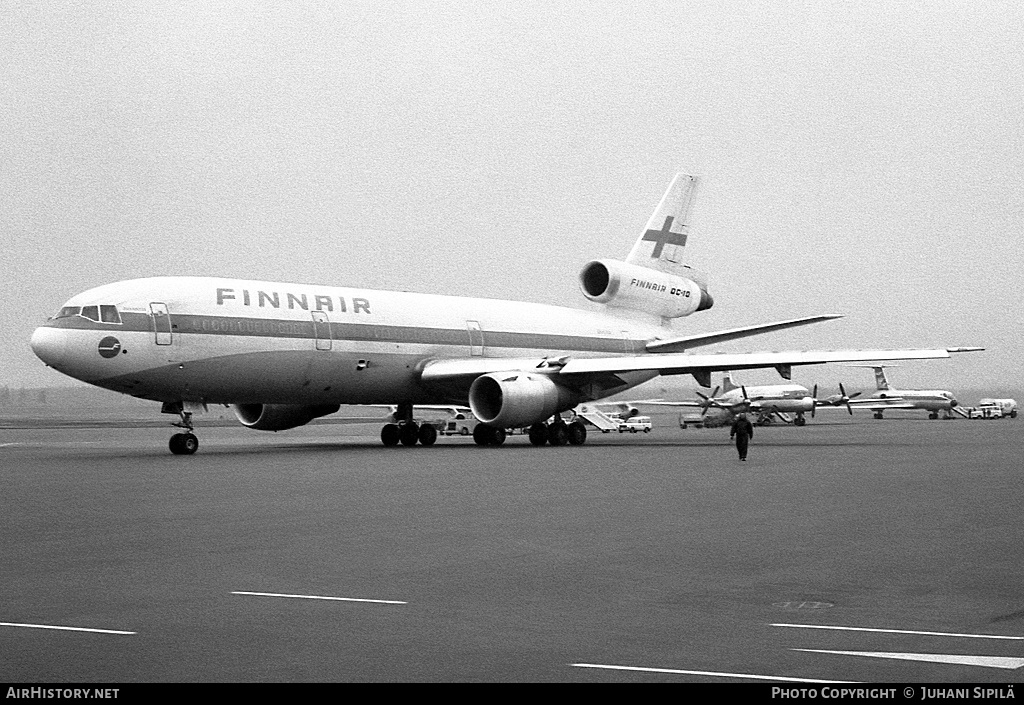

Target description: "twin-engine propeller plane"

left=30, top=174, right=981, bottom=454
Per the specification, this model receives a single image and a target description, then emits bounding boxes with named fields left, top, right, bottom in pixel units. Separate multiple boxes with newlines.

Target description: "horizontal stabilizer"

left=645, top=315, right=844, bottom=353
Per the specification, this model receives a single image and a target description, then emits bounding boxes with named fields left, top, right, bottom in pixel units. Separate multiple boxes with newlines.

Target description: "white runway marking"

left=794, top=649, right=1024, bottom=670
left=0, top=441, right=102, bottom=448
left=571, top=663, right=857, bottom=683
left=232, top=591, right=406, bottom=605
left=0, top=621, right=135, bottom=635
left=773, top=623, right=1024, bottom=640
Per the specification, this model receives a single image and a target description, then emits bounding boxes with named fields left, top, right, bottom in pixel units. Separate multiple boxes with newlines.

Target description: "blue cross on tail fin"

left=625, top=174, right=704, bottom=285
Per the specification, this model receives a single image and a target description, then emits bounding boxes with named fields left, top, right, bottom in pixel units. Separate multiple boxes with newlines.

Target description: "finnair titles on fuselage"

left=30, top=174, right=981, bottom=454
left=214, top=287, right=372, bottom=314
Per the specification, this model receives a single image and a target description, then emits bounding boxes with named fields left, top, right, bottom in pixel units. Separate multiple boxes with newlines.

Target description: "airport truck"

left=978, top=398, right=1018, bottom=419
left=966, top=405, right=1005, bottom=419
left=679, top=412, right=705, bottom=429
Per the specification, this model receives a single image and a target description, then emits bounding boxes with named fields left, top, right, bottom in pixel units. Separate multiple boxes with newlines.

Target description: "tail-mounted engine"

left=579, top=259, right=713, bottom=318
left=469, top=372, right=581, bottom=428
left=234, top=403, right=340, bottom=431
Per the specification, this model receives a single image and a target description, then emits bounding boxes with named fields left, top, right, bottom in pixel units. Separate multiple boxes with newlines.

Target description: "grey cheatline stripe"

left=773, top=623, right=1024, bottom=640
left=52, top=314, right=643, bottom=353
left=232, top=591, right=406, bottom=605
left=570, top=663, right=857, bottom=683
left=0, top=621, right=135, bottom=635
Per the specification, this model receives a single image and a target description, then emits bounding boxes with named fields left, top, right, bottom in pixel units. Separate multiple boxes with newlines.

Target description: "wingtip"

left=946, top=346, right=985, bottom=353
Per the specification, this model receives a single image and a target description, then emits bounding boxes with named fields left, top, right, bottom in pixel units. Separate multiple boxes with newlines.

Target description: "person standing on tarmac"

left=730, top=412, right=754, bottom=461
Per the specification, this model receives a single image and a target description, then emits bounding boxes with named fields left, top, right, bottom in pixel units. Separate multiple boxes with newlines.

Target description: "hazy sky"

left=3, top=1, right=1021, bottom=395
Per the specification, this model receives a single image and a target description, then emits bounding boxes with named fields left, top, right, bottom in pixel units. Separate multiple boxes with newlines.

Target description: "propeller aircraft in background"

left=817, top=365, right=966, bottom=420
left=623, top=372, right=820, bottom=427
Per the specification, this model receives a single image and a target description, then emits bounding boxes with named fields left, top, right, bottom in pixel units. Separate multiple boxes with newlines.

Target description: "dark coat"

left=730, top=416, right=754, bottom=439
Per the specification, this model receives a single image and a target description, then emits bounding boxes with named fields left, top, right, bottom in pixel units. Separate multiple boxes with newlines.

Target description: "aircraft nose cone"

left=30, top=326, right=67, bottom=367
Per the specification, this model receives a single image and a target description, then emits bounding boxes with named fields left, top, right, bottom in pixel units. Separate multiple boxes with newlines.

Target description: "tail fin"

left=721, top=372, right=739, bottom=394
left=872, top=366, right=890, bottom=391
left=847, top=363, right=895, bottom=391
left=626, top=174, right=705, bottom=286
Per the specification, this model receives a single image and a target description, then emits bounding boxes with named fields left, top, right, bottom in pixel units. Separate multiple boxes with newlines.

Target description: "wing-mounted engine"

left=233, top=403, right=341, bottom=431
left=579, top=259, right=713, bottom=319
left=469, top=372, right=581, bottom=428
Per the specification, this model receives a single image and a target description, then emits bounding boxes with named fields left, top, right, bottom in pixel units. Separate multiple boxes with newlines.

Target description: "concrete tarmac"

left=1, top=414, right=1022, bottom=682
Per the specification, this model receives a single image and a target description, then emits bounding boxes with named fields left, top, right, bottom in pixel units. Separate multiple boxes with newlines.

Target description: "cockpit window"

left=100, top=305, right=121, bottom=323
left=50, top=304, right=121, bottom=323
left=53, top=306, right=81, bottom=319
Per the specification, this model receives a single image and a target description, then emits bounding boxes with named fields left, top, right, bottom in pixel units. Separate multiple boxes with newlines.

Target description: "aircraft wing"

left=820, top=401, right=918, bottom=411
left=558, top=348, right=977, bottom=375
left=420, top=347, right=981, bottom=399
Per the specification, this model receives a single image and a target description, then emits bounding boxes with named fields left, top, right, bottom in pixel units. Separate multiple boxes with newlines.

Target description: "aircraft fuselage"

left=870, top=389, right=958, bottom=411
left=727, top=383, right=815, bottom=414
left=30, top=276, right=662, bottom=407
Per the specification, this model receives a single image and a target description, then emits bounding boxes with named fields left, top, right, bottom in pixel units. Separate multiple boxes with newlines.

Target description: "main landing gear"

left=381, top=421, right=437, bottom=447
left=163, top=402, right=199, bottom=455
left=473, top=418, right=586, bottom=447
left=525, top=419, right=587, bottom=447
left=380, top=402, right=437, bottom=447
left=378, top=405, right=590, bottom=448
left=473, top=424, right=507, bottom=446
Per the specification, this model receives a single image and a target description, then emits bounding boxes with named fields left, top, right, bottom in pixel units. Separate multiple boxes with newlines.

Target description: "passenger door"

left=150, top=303, right=172, bottom=345
left=466, top=320, right=484, bottom=356
left=311, top=310, right=332, bottom=351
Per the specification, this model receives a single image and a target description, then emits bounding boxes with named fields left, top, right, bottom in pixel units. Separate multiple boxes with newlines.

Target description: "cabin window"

left=100, top=305, right=121, bottom=324
left=80, top=305, right=99, bottom=321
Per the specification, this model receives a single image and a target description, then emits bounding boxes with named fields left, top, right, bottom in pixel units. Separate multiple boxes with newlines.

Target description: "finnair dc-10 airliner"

left=30, top=175, right=981, bottom=453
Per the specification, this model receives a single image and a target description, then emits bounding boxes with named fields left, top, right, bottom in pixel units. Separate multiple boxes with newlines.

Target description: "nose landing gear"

left=163, top=402, right=200, bottom=455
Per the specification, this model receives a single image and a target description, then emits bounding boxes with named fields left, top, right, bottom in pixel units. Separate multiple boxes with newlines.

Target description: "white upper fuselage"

left=867, top=388, right=958, bottom=411
left=30, top=276, right=665, bottom=406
